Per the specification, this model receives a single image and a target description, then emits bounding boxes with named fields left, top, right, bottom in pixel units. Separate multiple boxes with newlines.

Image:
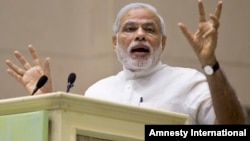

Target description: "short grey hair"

left=113, top=3, right=166, bottom=35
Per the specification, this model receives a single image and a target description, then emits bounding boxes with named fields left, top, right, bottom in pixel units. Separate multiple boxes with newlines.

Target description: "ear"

left=161, top=35, right=167, bottom=51
left=112, top=35, right=117, bottom=51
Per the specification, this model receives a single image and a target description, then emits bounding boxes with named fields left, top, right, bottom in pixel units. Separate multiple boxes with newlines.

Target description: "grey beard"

left=116, top=41, right=163, bottom=72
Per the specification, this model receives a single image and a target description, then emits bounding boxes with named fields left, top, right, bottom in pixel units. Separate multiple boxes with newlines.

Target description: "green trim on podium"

left=0, top=110, right=48, bottom=141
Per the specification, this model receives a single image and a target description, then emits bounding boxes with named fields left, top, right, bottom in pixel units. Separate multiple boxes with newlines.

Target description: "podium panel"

left=0, top=110, right=48, bottom=141
left=0, top=92, right=188, bottom=141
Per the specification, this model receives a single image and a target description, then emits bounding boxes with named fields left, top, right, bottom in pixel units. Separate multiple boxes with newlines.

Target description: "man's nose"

left=135, top=28, right=146, bottom=41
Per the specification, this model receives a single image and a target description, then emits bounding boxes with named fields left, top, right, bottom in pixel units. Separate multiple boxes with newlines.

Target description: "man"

left=5, top=0, right=246, bottom=124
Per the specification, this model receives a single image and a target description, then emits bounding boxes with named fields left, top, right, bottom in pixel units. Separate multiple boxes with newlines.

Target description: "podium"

left=0, top=92, right=188, bottom=141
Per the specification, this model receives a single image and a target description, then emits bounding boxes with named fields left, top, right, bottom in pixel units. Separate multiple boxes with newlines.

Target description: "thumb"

left=178, top=23, right=194, bottom=44
left=44, top=57, right=51, bottom=77
left=41, top=57, right=53, bottom=93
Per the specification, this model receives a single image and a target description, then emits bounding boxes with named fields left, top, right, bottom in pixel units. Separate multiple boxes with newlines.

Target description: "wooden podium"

left=0, top=92, right=188, bottom=141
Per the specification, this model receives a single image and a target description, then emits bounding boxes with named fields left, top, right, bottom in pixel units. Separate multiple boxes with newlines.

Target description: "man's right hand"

left=5, top=45, right=53, bottom=95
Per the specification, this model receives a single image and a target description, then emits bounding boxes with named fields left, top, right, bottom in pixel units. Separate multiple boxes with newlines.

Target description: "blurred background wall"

left=0, top=0, right=249, bottom=122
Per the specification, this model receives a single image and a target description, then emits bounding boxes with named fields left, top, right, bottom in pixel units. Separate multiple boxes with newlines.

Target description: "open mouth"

left=130, top=45, right=150, bottom=56
left=131, top=48, right=150, bottom=53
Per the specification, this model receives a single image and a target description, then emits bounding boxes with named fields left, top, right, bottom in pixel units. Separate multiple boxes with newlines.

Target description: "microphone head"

left=36, top=75, right=48, bottom=88
left=32, top=75, right=48, bottom=95
left=68, top=72, right=76, bottom=84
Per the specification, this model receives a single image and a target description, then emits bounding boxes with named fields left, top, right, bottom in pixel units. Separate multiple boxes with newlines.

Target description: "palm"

left=22, top=66, right=44, bottom=94
left=193, top=21, right=217, bottom=61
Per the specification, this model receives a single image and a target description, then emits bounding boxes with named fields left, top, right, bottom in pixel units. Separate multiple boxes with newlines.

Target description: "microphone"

left=66, top=72, right=76, bottom=93
left=32, top=75, right=48, bottom=95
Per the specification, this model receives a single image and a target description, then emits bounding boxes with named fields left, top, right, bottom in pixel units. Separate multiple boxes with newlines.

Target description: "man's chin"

left=125, top=63, right=151, bottom=72
left=120, top=57, right=154, bottom=72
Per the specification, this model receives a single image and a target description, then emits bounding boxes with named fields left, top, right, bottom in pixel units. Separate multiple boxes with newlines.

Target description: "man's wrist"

left=202, top=61, right=220, bottom=75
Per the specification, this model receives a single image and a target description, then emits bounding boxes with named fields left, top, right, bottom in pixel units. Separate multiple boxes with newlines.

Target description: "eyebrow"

left=122, top=20, right=137, bottom=27
left=143, top=20, right=157, bottom=27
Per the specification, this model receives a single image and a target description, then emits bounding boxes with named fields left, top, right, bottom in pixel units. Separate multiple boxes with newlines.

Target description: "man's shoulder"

left=161, top=64, right=204, bottom=77
left=88, top=71, right=123, bottom=87
left=84, top=71, right=123, bottom=96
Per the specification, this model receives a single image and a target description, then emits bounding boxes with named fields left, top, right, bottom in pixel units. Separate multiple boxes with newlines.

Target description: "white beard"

left=116, top=38, right=163, bottom=72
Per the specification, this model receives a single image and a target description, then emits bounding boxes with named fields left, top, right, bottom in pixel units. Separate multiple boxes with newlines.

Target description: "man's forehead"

left=120, top=8, right=160, bottom=26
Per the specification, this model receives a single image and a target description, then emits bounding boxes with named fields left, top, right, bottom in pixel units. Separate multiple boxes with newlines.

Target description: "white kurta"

left=85, top=62, right=215, bottom=124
